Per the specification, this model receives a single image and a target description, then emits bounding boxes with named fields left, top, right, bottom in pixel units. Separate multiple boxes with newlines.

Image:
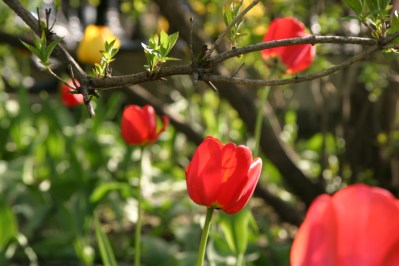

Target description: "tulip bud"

left=185, top=136, right=262, bottom=214
left=121, top=105, right=169, bottom=145
left=262, top=17, right=315, bottom=74
left=59, top=79, right=84, bottom=107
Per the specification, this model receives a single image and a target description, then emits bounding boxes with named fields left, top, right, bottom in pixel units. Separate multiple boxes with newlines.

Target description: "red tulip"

left=60, top=79, right=84, bottom=107
left=185, top=136, right=262, bottom=214
left=261, top=17, right=315, bottom=74
left=121, top=105, right=169, bottom=145
left=291, top=184, right=399, bottom=266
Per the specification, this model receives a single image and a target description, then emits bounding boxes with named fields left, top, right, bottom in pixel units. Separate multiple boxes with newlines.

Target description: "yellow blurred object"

left=243, top=0, right=264, bottom=18
left=157, top=16, right=170, bottom=33
left=77, top=24, right=121, bottom=64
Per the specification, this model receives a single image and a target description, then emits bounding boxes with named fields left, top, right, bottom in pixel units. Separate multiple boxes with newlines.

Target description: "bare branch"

left=209, top=35, right=378, bottom=65
left=91, top=65, right=193, bottom=89
left=202, top=45, right=379, bottom=86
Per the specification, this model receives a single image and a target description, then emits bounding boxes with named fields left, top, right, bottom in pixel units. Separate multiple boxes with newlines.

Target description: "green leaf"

left=219, top=207, right=252, bottom=256
left=343, top=0, right=363, bottom=15
left=223, top=5, right=234, bottom=26
left=365, top=0, right=379, bottom=11
left=166, top=32, right=179, bottom=55
left=95, top=218, right=118, bottom=266
left=20, top=41, right=41, bottom=57
left=378, top=0, right=391, bottom=10
left=391, top=10, right=399, bottom=34
left=46, top=37, right=63, bottom=59
left=159, top=31, right=169, bottom=56
left=32, top=33, right=41, bottom=48
left=90, top=182, right=132, bottom=204
left=162, top=56, right=180, bottom=61
left=54, top=0, right=61, bottom=12
left=40, top=31, right=47, bottom=49
left=0, top=198, right=18, bottom=252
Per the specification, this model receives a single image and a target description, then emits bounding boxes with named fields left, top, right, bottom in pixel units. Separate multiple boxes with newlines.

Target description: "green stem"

left=253, top=67, right=278, bottom=157
left=253, top=86, right=270, bottom=158
left=236, top=253, right=244, bottom=266
left=196, top=207, right=215, bottom=266
left=135, top=146, right=147, bottom=266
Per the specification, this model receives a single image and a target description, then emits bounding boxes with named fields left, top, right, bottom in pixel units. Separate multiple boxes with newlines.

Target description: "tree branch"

left=91, top=65, right=192, bottom=89
left=209, top=35, right=378, bottom=65
left=202, top=45, right=380, bottom=86
left=3, top=0, right=95, bottom=117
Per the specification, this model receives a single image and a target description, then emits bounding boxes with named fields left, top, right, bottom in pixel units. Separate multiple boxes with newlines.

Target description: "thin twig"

left=91, top=65, right=192, bottom=89
left=209, top=35, right=378, bottom=65
left=202, top=45, right=380, bottom=87
left=3, top=0, right=95, bottom=117
left=204, top=0, right=260, bottom=59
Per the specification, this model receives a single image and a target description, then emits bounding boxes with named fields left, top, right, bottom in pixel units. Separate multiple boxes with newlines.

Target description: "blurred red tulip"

left=185, top=136, right=262, bottom=214
left=291, top=184, right=399, bottom=266
left=60, top=79, right=84, bottom=107
left=262, top=17, right=315, bottom=74
left=121, top=105, right=169, bottom=145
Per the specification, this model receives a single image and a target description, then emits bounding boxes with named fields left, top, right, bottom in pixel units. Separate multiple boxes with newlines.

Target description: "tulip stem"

left=253, top=68, right=277, bottom=157
left=135, top=146, right=147, bottom=266
left=197, top=207, right=215, bottom=266
left=253, top=86, right=270, bottom=157
left=236, top=253, right=245, bottom=266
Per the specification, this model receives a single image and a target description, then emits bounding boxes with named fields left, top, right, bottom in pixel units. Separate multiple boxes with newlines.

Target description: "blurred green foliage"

left=1, top=0, right=399, bottom=265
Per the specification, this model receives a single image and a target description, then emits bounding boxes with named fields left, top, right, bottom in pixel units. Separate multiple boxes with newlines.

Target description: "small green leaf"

left=365, top=0, right=379, bottom=11
left=391, top=10, right=399, bottom=33
left=163, top=56, right=180, bottom=61
left=223, top=5, right=233, bottom=26
left=20, top=41, right=40, bottom=57
left=378, top=0, right=391, bottom=10
left=0, top=198, right=18, bottom=252
left=95, top=217, right=118, bottom=266
left=166, top=32, right=179, bottom=55
left=110, top=48, right=119, bottom=57
left=46, top=37, right=63, bottom=58
left=343, top=0, right=363, bottom=15
left=159, top=31, right=169, bottom=56
left=54, top=0, right=61, bottom=12
left=40, top=31, right=47, bottom=48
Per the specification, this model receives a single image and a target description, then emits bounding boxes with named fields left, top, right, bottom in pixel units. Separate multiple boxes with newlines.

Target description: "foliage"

left=142, top=31, right=179, bottom=75
left=223, top=0, right=245, bottom=48
left=93, top=39, right=119, bottom=77
left=20, top=32, right=62, bottom=69
left=342, top=0, right=393, bottom=38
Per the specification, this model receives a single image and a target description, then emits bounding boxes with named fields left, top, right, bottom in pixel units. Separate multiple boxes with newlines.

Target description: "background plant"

left=1, top=0, right=399, bottom=265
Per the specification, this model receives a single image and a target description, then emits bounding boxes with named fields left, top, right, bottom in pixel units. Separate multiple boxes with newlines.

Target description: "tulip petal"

left=332, top=184, right=399, bottom=265
left=290, top=194, right=338, bottom=266
left=185, top=136, right=223, bottom=207
left=60, top=80, right=84, bottom=107
left=150, top=115, right=169, bottom=143
left=121, top=105, right=149, bottom=144
left=222, top=157, right=262, bottom=214
left=262, top=17, right=314, bottom=74
left=143, top=105, right=157, bottom=141
left=216, top=145, right=252, bottom=212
